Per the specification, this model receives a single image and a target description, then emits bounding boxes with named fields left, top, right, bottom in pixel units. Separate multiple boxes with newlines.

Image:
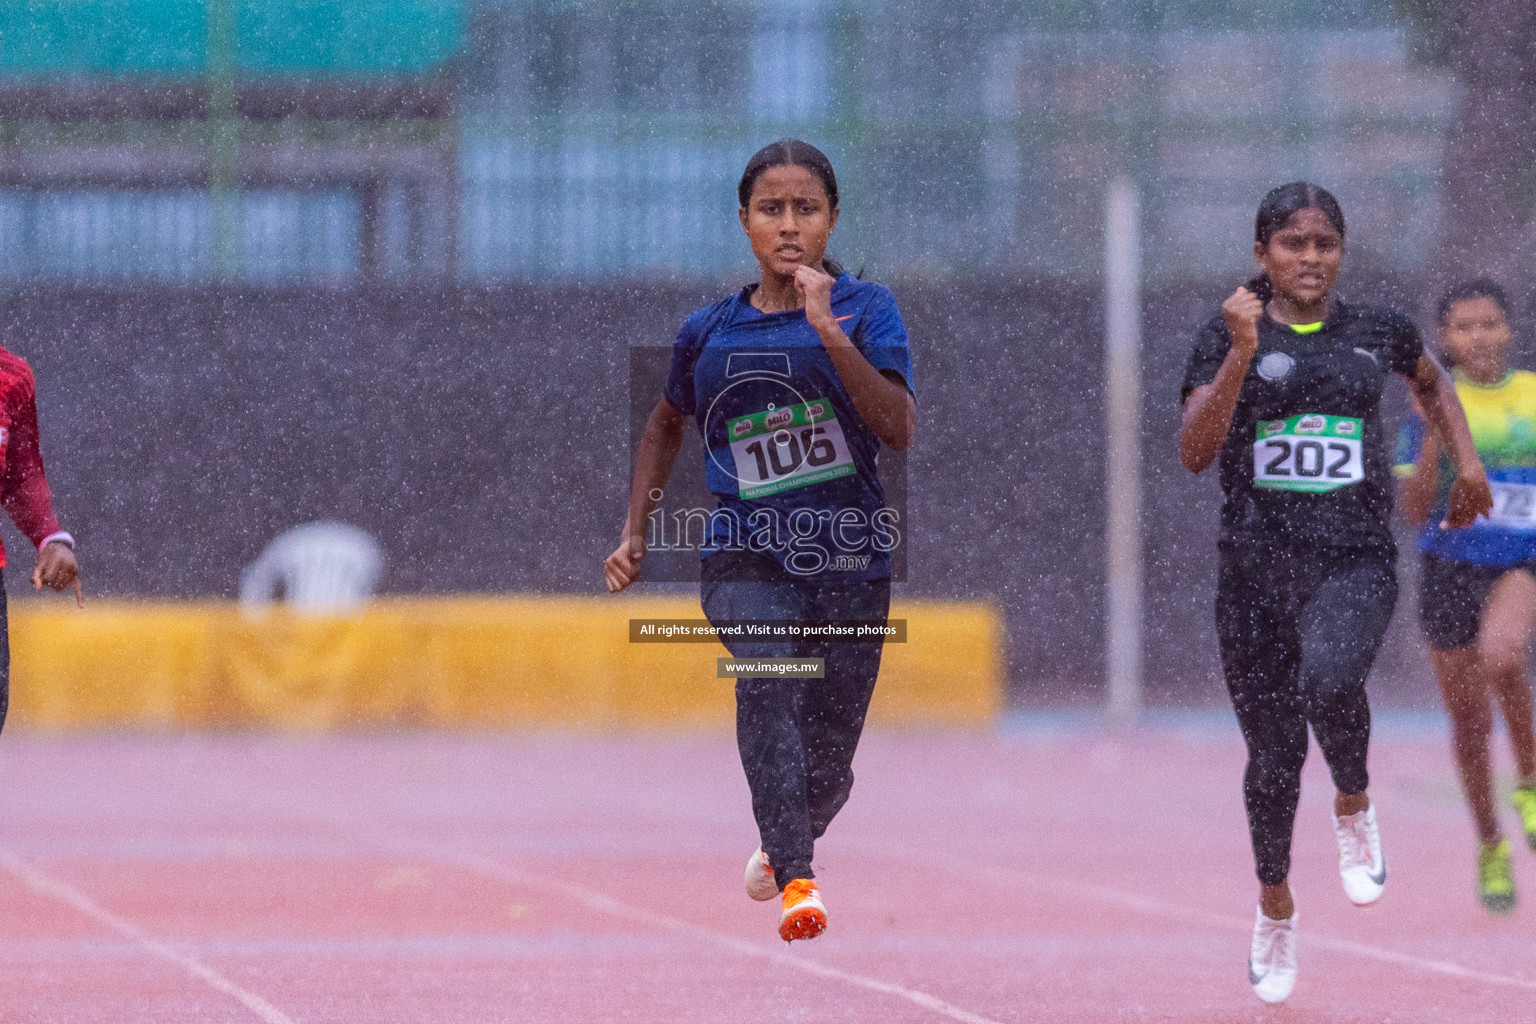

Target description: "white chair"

left=238, top=521, right=384, bottom=615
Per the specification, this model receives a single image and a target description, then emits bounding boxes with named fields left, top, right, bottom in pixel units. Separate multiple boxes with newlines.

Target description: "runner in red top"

left=0, top=351, right=75, bottom=566
left=0, top=348, right=81, bottom=731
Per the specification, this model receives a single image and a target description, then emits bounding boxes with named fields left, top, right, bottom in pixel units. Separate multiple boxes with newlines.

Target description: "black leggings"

left=1217, top=544, right=1396, bottom=886
left=700, top=552, right=889, bottom=890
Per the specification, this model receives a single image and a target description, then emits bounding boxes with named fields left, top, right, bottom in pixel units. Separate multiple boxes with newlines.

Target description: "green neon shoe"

left=1512, top=786, right=1536, bottom=851
left=1479, top=839, right=1516, bottom=915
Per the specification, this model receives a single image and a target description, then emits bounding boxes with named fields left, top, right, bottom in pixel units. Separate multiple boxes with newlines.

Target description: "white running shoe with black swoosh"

left=1248, top=906, right=1298, bottom=1004
left=1334, top=805, right=1387, bottom=905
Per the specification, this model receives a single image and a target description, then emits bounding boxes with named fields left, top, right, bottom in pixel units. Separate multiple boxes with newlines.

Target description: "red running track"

left=0, top=719, right=1532, bottom=1023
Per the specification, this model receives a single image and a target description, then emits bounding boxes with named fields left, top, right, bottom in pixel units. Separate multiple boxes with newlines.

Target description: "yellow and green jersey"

left=1396, top=369, right=1536, bottom=564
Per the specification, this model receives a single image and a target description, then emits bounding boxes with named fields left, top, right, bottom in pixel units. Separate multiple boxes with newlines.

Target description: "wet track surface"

left=0, top=722, right=1532, bottom=1022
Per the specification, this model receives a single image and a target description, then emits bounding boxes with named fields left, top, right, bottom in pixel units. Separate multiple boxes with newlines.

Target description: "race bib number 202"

left=1253, top=414, right=1364, bottom=493
left=728, top=398, right=856, bottom=499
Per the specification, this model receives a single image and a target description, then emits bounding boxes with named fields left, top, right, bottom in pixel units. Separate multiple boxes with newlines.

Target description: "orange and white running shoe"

left=745, top=848, right=777, bottom=902
left=778, top=879, right=827, bottom=942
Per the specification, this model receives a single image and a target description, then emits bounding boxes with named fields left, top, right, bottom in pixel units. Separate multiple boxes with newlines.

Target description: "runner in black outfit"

left=1179, top=183, right=1490, bottom=1004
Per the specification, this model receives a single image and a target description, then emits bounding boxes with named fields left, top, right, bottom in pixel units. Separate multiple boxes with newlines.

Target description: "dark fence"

left=0, top=274, right=1452, bottom=707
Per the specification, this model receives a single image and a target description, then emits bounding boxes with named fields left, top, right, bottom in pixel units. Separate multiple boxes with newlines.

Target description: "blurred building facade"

left=0, top=0, right=1451, bottom=285
left=0, top=0, right=460, bottom=283
left=0, top=0, right=1467, bottom=705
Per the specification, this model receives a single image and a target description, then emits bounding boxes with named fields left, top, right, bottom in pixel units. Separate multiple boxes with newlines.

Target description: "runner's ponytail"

left=1244, top=273, right=1274, bottom=305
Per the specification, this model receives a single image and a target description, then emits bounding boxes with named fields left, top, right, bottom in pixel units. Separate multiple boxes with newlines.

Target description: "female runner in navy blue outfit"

left=604, top=140, right=915, bottom=943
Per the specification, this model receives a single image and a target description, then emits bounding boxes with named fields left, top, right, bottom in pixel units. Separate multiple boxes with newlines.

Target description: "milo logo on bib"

left=1253, top=414, right=1365, bottom=493
left=727, top=398, right=856, bottom=499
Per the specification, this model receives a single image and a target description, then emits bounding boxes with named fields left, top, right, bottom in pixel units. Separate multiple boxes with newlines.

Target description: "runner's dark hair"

left=1245, top=182, right=1346, bottom=303
left=738, top=139, right=845, bottom=278
left=1438, top=277, right=1510, bottom=324
left=1255, top=182, right=1346, bottom=246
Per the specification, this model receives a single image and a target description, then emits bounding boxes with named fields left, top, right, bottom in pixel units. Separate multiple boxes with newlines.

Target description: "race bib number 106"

left=1253, top=414, right=1365, bottom=493
left=728, top=398, right=856, bottom=499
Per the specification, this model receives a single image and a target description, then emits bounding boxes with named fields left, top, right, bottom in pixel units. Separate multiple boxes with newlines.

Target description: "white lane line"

left=436, top=848, right=1004, bottom=1024
left=929, top=852, right=1536, bottom=992
left=203, top=770, right=1005, bottom=1024
left=0, top=850, right=300, bottom=1024
left=214, top=781, right=1004, bottom=1024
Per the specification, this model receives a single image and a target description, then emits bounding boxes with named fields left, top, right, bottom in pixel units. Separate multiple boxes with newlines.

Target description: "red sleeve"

left=1, top=369, right=62, bottom=549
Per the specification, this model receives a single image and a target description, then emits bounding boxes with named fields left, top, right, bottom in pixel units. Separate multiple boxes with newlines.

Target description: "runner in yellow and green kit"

left=1397, top=278, right=1536, bottom=913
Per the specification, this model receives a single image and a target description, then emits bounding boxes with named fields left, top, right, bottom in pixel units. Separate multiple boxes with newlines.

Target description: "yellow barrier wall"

left=6, top=597, right=1004, bottom=730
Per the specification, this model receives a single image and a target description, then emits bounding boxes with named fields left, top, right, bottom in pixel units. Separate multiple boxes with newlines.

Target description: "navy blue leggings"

left=701, top=552, right=889, bottom=890
left=1217, top=545, right=1395, bottom=886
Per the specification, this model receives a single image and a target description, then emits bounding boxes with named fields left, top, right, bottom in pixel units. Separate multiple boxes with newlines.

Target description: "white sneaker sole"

left=1341, top=864, right=1386, bottom=906
left=1249, top=963, right=1296, bottom=1004
left=745, top=848, right=777, bottom=902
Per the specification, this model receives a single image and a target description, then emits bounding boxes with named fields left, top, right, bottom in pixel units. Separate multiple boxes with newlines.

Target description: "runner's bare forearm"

left=1410, top=355, right=1484, bottom=485
left=623, top=399, right=686, bottom=540
left=1180, top=345, right=1252, bottom=472
left=1398, top=429, right=1440, bottom=525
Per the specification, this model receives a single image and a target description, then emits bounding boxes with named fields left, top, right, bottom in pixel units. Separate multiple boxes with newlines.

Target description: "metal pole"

left=207, top=0, right=239, bottom=281
left=1104, top=175, right=1144, bottom=729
